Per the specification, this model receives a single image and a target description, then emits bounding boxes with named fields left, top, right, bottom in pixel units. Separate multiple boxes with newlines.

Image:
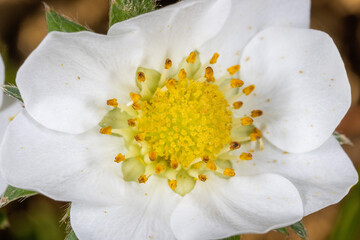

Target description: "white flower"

left=0, top=55, right=22, bottom=195
left=0, top=0, right=358, bottom=239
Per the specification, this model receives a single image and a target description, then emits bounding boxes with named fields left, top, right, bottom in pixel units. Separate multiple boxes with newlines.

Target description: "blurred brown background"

left=0, top=0, right=359, bottom=239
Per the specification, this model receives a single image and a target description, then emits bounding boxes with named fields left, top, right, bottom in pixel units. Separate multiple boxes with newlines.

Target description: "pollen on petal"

left=114, top=153, right=125, bottom=163
left=241, top=117, right=253, bottom=126
left=128, top=119, right=136, bottom=127
left=242, top=85, right=255, bottom=95
left=223, top=168, right=235, bottom=177
left=178, top=69, right=187, bottom=80
left=155, top=163, right=165, bottom=174
left=186, top=51, right=197, bottom=63
left=149, top=151, right=157, bottom=161
left=198, top=174, right=207, bottom=182
left=206, top=161, right=217, bottom=171
left=130, top=92, right=141, bottom=102
left=168, top=179, right=177, bottom=190
left=233, top=101, right=243, bottom=109
left=227, top=65, right=240, bottom=75
left=230, top=141, right=241, bottom=150
left=165, top=58, right=172, bottom=69
left=240, top=152, right=253, bottom=161
left=230, top=79, right=244, bottom=88
left=107, top=98, right=118, bottom=107
left=210, top=52, right=219, bottom=64
left=251, top=110, right=263, bottom=118
left=137, top=71, right=146, bottom=82
left=100, top=126, right=112, bottom=135
left=138, top=175, right=148, bottom=183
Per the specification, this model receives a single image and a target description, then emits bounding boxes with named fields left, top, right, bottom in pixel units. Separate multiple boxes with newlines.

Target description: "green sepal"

left=109, top=0, right=157, bottom=27
left=222, top=235, right=241, bottom=240
left=65, top=229, right=79, bottom=240
left=275, top=227, right=289, bottom=236
left=45, top=4, right=89, bottom=33
left=0, top=185, right=37, bottom=207
left=0, top=211, right=9, bottom=230
left=2, top=85, right=23, bottom=103
left=290, top=221, right=308, bottom=240
left=135, top=67, right=161, bottom=100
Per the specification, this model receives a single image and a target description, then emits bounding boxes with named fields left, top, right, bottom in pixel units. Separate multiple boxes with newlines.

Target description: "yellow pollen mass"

left=243, top=85, right=255, bottom=95
left=198, top=174, right=207, bottom=182
left=233, top=101, right=243, bottom=109
left=230, top=79, right=244, bottom=88
left=114, top=153, right=125, bottom=163
left=240, top=152, right=253, bottom=161
left=210, top=52, right=219, bottom=64
left=100, top=126, right=112, bottom=135
left=241, top=117, right=253, bottom=126
left=251, top=110, right=263, bottom=118
left=165, top=58, right=172, bottom=69
left=138, top=78, right=232, bottom=167
left=227, top=65, right=240, bottom=75
left=168, top=179, right=177, bottom=190
left=223, top=168, right=235, bottom=177
left=186, top=51, right=197, bottom=63
left=137, top=72, right=146, bottom=82
left=107, top=98, right=118, bottom=107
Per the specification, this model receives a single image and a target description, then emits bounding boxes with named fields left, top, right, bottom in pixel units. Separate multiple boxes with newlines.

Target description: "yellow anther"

left=250, top=128, right=262, bottom=141
left=223, top=168, right=235, bottom=177
left=206, top=161, right=217, bottom=171
left=137, top=72, right=146, bottom=82
left=132, top=102, right=141, bottom=110
left=170, top=160, right=179, bottom=169
left=168, top=179, right=177, bottom=190
left=128, top=119, right=136, bottom=127
left=233, top=101, right=243, bottom=109
left=148, top=151, right=157, bottom=161
left=227, top=65, right=240, bottom=75
left=164, top=58, right=172, bottom=69
left=166, top=78, right=176, bottom=89
left=230, top=79, right=244, bottom=88
left=241, top=117, right=253, bottom=126
left=100, top=126, right=112, bottom=135
left=240, top=152, right=253, bottom=161
left=138, top=174, right=148, bottom=183
left=186, top=51, right=197, bottom=63
left=114, top=153, right=125, bottom=163
left=130, top=92, right=141, bottom=102
left=201, top=156, right=210, bottom=163
left=210, top=52, right=219, bottom=64
left=198, top=174, right=207, bottom=182
left=134, top=134, right=143, bottom=142
left=155, top=163, right=165, bottom=174
left=204, top=67, right=215, bottom=82
left=178, top=69, right=187, bottom=80
left=230, top=141, right=241, bottom=150
left=107, top=98, right=118, bottom=107
left=242, top=85, right=255, bottom=95
left=251, top=110, right=263, bottom=118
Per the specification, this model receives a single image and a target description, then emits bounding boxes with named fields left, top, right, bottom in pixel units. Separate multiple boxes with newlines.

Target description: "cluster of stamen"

left=99, top=51, right=264, bottom=196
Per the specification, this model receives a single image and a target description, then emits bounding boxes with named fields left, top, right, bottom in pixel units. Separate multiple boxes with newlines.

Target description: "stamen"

left=251, top=110, right=263, bottom=118
left=223, top=168, right=235, bottom=177
left=240, top=152, right=253, bottom=161
left=130, top=92, right=141, bottom=102
left=100, top=126, right=112, bottom=135
left=155, top=163, right=165, bottom=174
left=149, top=151, right=157, bottom=161
left=227, top=65, right=240, bottom=75
left=198, top=174, right=207, bottom=182
left=241, top=117, right=253, bottom=126
left=107, top=98, right=118, bottom=107
left=204, top=67, right=215, bottom=82
left=170, top=160, right=179, bottom=169
left=206, top=161, right=217, bottom=171
left=164, top=58, right=172, bottom=69
left=233, top=101, right=243, bottom=109
left=178, top=69, right=187, bottom=80
left=138, top=174, right=148, bottom=183
left=168, top=179, right=177, bottom=190
left=210, top=53, right=219, bottom=64
left=201, top=156, right=210, bottom=163
left=134, top=134, right=143, bottom=142
left=186, top=51, right=197, bottom=63
left=230, top=141, right=241, bottom=150
left=128, top=119, right=136, bottom=127
left=132, top=102, right=141, bottom=110
left=242, top=85, right=255, bottom=96
left=114, top=153, right=125, bottom=163
left=137, top=72, right=146, bottom=82
left=250, top=128, right=262, bottom=141
left=230, top=79, right=244, bottom=88
left=166, top=78, right=176, bottom=89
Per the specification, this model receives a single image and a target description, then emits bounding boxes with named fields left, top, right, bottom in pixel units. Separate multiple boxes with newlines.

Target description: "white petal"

left=198, top=0, right=311, bottom=77
left=16, top=31, right=143, bottom=134
left=108, top=0, right=231, bottom=71
left=71, top=177, right=181, bottom=240
left=0, top=110, right=127, bottom=204
left=238, top=27, right=350, bottom=153
left=234, top=137, right=358, bottom=215
left=171, top=174, right=303, bottom=240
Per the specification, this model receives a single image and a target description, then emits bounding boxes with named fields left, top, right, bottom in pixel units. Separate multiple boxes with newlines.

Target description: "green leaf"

left=109, top=0, right=157, bottom=27
left=290, top=221, right=308, bottom=240
left=2, top=85, right=23, bottom=103
left=45, top=4, right=89, bottom=33
left=222, top=236, right=241, bottom=240
left=0, top=211, right=9, bottom=230
left=275, top=227, right=289, bottom=236
left=65, top=230, right=79, bottom=240
left=0, top=185, right=37, bottom=207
